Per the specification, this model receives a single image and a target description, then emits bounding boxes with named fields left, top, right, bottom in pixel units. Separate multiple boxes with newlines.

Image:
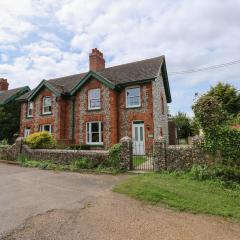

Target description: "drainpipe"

left=71, top=96, right=76, bottom=144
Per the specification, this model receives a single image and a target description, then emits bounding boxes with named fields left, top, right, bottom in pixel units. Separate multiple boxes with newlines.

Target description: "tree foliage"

left=172, top=112, right=193, bottom=138
left=207, top=82, right=240, bottom=116
left=0, top=102, right=21, bottom=142
left=192, top=95, right=228, bottom=130
left=192, top=83, right=240, bottom=165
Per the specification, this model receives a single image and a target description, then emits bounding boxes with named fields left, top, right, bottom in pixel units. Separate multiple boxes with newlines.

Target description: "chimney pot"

left=0, top=78, right=9, bottom=91
left=89, top=48, right=105, bottom=71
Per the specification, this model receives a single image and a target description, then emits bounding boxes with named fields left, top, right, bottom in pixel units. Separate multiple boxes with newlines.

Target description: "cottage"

left=19, top=48, right=171, bottom=153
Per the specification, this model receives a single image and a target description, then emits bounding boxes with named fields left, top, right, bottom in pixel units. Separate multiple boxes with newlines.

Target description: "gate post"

left=120, top=136, right=133, bottom=170
left=153, top=136, right=166, bottom=171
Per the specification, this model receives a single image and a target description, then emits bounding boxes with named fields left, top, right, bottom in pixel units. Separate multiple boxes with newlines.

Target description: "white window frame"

left=39, top=124, right=52, bottom=133
left=27, top=101, right=33, bottom=117
left=42, top=96, right=52, bottom=115
left=126, top=86, right=141, bottom=108
left=88, top=88, right=101, bottom=110
left=86, top=121, right=103, bottom=145
left=24, top=128, right=31, bottom=137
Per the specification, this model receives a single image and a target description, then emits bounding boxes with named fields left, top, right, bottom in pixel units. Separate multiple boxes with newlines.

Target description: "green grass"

left=17, top=155, right=122, bottom=175
left=133, top=156, right=148, bottom=167
left=113, top=173, right=240, bottom=220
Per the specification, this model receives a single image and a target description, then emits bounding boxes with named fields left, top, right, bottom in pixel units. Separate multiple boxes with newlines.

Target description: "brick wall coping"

left=168, top=145, right=193, bottom=149
left=23, top=145, right=108, bottom=155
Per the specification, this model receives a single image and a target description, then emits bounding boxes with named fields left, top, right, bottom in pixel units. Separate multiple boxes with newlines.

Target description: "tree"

left=192, top=92, right=240, bottom=164
left=192, top=95, right=228, bottom=131
left=207, top=82, right=240, bottom=116
left=172, top=112, right=193, bottom=138
left=0, top=101, right=21, bottom=143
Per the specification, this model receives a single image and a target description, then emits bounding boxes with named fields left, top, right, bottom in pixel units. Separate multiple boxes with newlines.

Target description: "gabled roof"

left=70, top=71, right=116, bottom=95
left=0, top=86, right=30, bottom=106
left=19, top=55, right=172, bottom=103
left=27, top=80, right=63, bottom=101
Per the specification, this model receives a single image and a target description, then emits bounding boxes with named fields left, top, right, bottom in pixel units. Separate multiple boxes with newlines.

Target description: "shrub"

left=103, top=143, right=122, bottom=168
left=24, top=131, right=56, bottom=149
left=0, top=139, right=8, bottom=145
left=189, top=164, right=240, bottom=184
left=18, top=154, right=29, bottom=165
left=70, top=157, right=94, bottom=169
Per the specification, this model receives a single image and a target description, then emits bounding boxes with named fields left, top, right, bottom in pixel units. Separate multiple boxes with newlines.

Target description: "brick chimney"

left=0, top=78, right=9, bottom=91
left=89, top=48, right=105, bottom=71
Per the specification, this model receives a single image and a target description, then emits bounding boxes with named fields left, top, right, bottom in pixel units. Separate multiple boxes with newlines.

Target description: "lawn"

left=113, top=173, right=240, bottom=220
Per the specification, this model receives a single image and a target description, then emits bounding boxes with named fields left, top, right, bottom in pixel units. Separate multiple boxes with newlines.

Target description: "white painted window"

left=24, top=128, right=31, bottom=137
left=39, top=124, right=52, bottom=133
left=27, top=101, right=33, bottom=117
left=86, top=122, right=103, bottom=144
left=126, top=87, right=141, bottom=108
left=88, top=89, right=101, bottom=110
left=42, top=97, right=52, bottom=114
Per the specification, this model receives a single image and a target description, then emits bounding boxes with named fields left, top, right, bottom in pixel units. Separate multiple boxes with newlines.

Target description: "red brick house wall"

left=20, top=80, right=157, bottom=150
left=118, top=82, right=154, bottom=150
left=74, top=77, right=118, bottom=148
left=20, top=87, right=57, bottom=139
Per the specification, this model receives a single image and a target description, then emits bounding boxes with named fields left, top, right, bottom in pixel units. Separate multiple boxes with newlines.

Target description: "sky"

left=0, top=0, right=239, bottom=116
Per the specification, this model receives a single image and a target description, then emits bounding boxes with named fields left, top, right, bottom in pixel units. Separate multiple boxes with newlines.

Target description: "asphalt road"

left=0, top=163, right=124, bottom=237
left=1, top=163, right=240, bottom=240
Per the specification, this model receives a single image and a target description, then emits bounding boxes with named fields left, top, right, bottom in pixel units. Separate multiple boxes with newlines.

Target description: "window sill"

left=41, top=113, right=53, bottom=116
left=87, top=108, right=102, bottom=111
left=26, top=116, right=33, bottom=119
left=126, top=105, right=141, bottom=109
left=86, top=143, right=104, bottom=146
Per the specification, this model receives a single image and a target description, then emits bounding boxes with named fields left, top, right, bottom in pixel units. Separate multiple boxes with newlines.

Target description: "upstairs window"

left=27, top=101, right=33, bottom=117
left=42, top=97, right=52, bottom=114
left=126, top=87, right=141, bottom=108
left=88, top=89, right=101, bottom=110
left=86, top=122, right=103, bottom=144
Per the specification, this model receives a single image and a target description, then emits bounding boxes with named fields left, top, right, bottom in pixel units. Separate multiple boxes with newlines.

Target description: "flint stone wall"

left=21, top=144, right=108, bottom=165
left=153, top=136, right=211, bottom=171
left=166, top=145, right=207, bottom=171
left=0, top=138, right=22, bottom=161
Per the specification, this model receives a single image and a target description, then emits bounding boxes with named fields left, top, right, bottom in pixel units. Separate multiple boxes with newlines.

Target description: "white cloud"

left=0, top=54, right=9, bottom=62
left=0, top=0, right=239, bottom=114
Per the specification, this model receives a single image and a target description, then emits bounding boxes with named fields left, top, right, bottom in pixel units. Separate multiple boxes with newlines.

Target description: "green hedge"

left=203, top=126, right=240, bottom=166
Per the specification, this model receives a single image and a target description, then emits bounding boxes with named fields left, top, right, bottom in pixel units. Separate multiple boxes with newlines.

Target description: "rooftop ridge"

left=99, top=55, right=164, bottom=71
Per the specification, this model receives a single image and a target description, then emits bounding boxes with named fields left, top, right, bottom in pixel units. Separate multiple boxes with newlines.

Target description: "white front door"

left=132, top=122, right=145, bottom=155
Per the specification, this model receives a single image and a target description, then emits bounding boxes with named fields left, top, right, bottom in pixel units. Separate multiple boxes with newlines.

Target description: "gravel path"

left=3, top=191, right=240, bottom=240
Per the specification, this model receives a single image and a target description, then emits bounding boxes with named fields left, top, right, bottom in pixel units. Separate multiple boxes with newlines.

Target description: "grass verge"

left=113, top=173, right=240, bottom=220
left=18, top=156, right=122, bottom=175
